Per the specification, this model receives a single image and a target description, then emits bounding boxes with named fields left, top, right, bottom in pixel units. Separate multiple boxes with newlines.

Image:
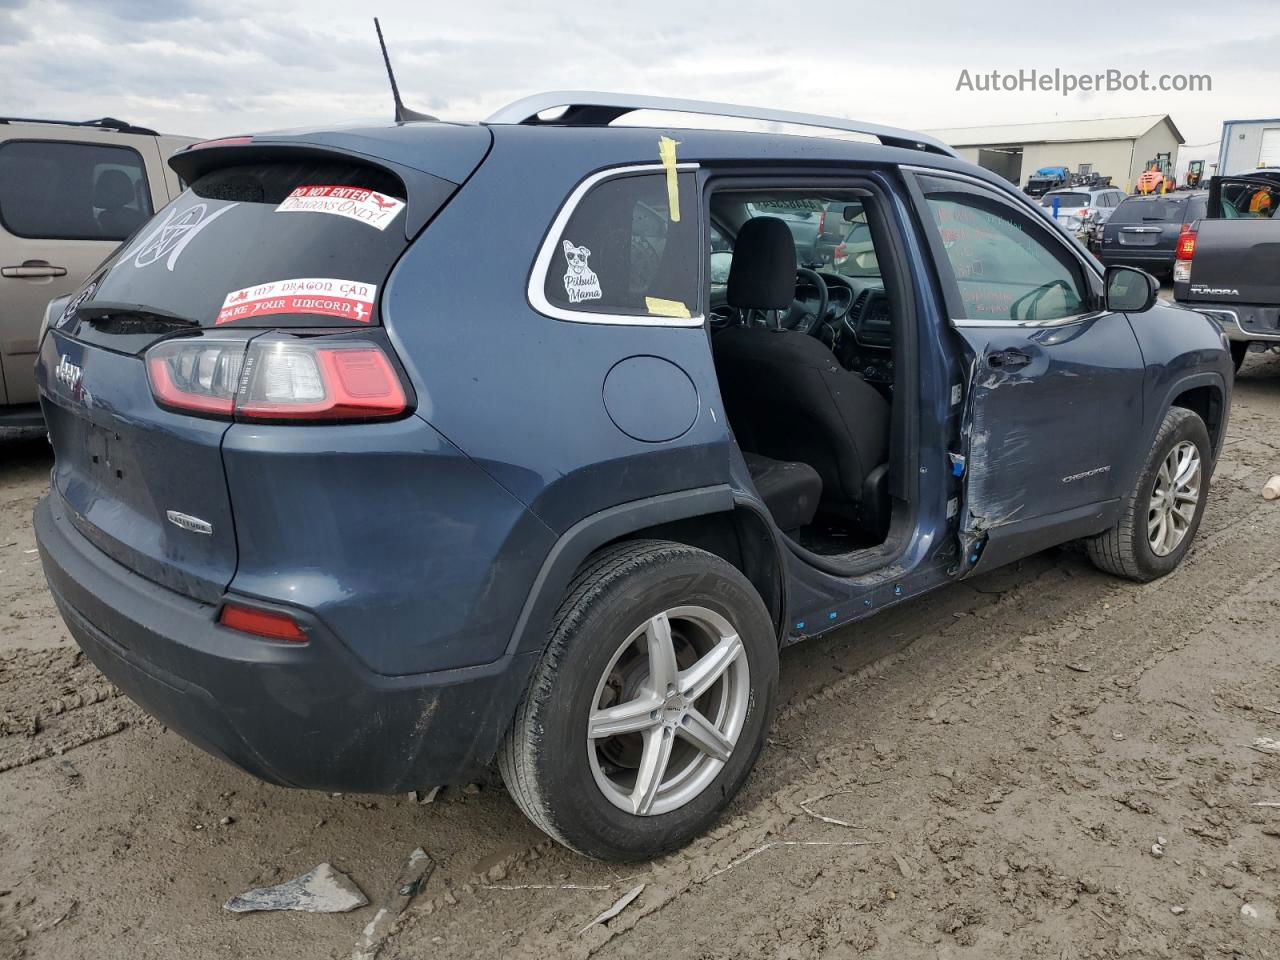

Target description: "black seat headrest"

left=94, top=169, right=135, bottom=209
left=727, top=216, right=797, bottom=311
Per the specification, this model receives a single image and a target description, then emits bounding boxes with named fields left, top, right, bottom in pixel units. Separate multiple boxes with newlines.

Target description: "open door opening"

left=706, top=183, right=914, bottom=566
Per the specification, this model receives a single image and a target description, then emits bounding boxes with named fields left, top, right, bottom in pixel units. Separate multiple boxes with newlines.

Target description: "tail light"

left=218, top=602, right=308, bottom=642
left=146, top=335, right=408, bottom=423
left=1174, top=224, right=1197, bottom=283
left=817, top=209, right=827, bottom=238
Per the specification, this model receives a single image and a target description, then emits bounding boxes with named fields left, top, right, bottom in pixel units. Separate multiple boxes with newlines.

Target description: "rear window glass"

left=1111, top=197, right=1187, bottom=224
left=0, top=140, right=152, bottom=241
left=1217, top=180, right=1278, bottom=219
left=68, top=159, right=410, bottom=329
left=1041, top=192, right=1089, bottom=207
left=541, top=171, right=699, bottom=321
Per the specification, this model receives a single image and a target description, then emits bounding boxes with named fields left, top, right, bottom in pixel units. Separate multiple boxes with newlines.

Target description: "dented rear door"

left=906, top=171, right=1144, bottom=572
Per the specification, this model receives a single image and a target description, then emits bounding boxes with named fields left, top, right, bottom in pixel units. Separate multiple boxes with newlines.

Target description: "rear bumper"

left=35, top=492, right=536, bottom=793
left=1177, top=301, right=1280, bottom=343
left=1098, top=249, right=1173, bottom=272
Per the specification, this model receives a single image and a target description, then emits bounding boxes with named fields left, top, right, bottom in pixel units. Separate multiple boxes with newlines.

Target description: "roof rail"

left=0, top=116, right=158, bottom=136
left=484, top=91, right=958, bottom=158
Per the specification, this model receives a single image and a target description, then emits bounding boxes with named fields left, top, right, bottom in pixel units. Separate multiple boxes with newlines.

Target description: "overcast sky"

left=2, top=0, right=1275, bottom=149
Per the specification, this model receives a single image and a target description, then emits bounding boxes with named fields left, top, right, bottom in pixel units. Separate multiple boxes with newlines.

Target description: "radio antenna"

left=374, top=18, right=437, bottom=122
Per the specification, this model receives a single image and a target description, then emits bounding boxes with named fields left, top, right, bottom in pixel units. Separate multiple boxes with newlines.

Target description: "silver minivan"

left=0, top=116, right=194, bottom=426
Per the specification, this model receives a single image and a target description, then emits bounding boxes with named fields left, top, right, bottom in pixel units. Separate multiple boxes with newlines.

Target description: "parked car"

left=745, top=200, right=829, bottom=265
left=1173, top=169, right=1280, bottom=370
left=0, top=116, right=194, bottom=427
left=1025, top=165, right=1070, bottom=196
left=1039, top=185, right=1127, bottom=242
left=34, top=92, right=1231, bottom=862
left=1097, top=191, right=1208, bottom=280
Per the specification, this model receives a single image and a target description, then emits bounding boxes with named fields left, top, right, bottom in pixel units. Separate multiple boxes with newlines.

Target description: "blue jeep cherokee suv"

left=34, top=93, right=1232, bottom=860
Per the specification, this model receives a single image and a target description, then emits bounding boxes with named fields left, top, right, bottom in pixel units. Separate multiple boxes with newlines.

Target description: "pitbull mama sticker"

left=215, top=278, right=377, bottom=325
left=276, top=185, right=405, bottom=230
left=562, top=240, right=602, bottom=304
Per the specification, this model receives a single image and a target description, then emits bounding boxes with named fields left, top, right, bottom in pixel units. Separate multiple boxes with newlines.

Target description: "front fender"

left=1146, top=369, right=1230, bottom=464
left=1127, top=301, right=1232, bottom=462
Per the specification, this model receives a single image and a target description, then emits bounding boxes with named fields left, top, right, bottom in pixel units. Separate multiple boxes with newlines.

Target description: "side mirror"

left=1105, top=265, right=1159, bottom=313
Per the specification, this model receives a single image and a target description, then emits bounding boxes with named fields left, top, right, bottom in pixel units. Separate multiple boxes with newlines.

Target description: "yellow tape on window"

left=659, top=136, right=681, bottom=223
left=645, top=296, right=692, bottom=319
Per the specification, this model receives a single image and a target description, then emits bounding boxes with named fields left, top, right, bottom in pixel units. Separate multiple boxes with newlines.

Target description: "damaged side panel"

left=901, top=171, right=1146, bottom=578
left=956, top=350, right=1030, bottom=572
left=953, top=314, right=1145, bottom=576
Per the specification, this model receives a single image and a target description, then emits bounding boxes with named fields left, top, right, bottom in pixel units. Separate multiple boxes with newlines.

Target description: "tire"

left=498, top=539, right=778, bottom=861
left=1086, top=407, right=1211, bottom=582
left=1230, top=341, right=1249, bottom=373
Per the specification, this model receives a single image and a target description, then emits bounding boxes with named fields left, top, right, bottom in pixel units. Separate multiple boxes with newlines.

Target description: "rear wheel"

left=1086, top=407, right=1210, bottom=582
left=499, top=540, right=777, bottom=861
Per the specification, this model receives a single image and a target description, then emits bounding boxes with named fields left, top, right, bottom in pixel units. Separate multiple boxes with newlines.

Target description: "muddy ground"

left=2, top=352, right=1279, bottom=960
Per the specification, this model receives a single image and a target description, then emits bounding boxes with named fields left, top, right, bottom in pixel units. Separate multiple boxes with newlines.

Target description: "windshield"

left=1041, top=192, right=1090, bottom=207
left=709, top=193, right=883, bottom=281
left=1111, top=197, right=1188, bottom=224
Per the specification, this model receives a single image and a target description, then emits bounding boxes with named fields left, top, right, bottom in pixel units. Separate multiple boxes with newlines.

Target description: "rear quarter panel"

left=380, top=128, right=733, bottom=536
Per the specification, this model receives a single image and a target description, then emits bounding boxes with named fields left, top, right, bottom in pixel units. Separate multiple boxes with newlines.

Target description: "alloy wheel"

left=1148, top=440, right=1201, bottom=557
left=586, top=606, right=750, bottom=817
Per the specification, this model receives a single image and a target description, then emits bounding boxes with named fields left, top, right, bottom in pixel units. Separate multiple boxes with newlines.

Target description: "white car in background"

left=1039, top=185, right=1127, bottom=243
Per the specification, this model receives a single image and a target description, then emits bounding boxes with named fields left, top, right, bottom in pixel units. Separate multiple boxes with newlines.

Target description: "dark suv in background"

left=34, top=93, right=1231, bottom=861
left=1098, top=191, right=1208, bottom=280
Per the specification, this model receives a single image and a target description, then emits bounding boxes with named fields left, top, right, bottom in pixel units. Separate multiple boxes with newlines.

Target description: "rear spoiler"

left=168, top=139, right=459, bottom=240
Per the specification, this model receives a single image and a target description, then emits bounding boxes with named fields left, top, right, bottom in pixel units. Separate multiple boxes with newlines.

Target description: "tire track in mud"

left=3, top=369, right=1277, bottom=960
left=572, top=499, right=1280, bottom=959
left=388, top=473, right=1280, bottom=959
left=0, top=644, right=133, bottom=773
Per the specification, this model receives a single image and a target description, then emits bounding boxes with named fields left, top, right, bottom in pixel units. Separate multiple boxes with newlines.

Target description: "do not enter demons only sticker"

left=215, top=278, right=377, bottom=325
left=275, top=185, right=405, bottom=230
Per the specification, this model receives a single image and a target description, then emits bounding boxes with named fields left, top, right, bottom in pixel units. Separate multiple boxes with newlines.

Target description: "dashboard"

left=801, top=274, right=895, bottom=389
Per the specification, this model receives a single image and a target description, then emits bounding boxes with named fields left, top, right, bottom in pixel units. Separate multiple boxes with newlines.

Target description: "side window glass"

left=0, top=140, right=153, bottom=241
left=542, top=171, right=699, bottom=320
left=1217, top=180, right=1277, bottom=220
left=922, top=180, right=1088, bottom=322
left=708, top=224, right=732, bottom=287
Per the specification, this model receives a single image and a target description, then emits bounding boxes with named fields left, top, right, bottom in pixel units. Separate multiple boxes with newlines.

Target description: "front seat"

left=713, top=217, right=891, bottom=532
left=94, top=169, right=146, bottom=238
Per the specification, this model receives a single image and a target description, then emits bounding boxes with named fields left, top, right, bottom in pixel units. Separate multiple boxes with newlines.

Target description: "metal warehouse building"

left=1218, top=118, right=1280, bottom=173
left=925, top=115, right=1184, bottom=192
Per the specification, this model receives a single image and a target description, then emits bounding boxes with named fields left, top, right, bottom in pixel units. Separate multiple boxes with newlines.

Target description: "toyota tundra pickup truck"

left=1173, top=169, right=1280, bottom=370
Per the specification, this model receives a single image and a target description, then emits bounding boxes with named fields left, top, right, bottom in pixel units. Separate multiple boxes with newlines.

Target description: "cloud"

left=0, top=0, right=1272, bottom=146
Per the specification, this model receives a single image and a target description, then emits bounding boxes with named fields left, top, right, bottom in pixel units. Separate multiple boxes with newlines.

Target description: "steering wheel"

left=782, top=268, right=829, bottom=333
left=736, top=269, right=830, bottom=331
